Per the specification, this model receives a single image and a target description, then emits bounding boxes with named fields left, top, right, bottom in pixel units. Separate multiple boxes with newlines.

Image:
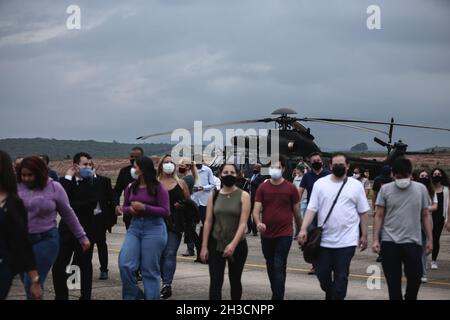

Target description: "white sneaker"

left=421, top=277, right=428, bottom=283
left=431, top=261, right=438, bottom=270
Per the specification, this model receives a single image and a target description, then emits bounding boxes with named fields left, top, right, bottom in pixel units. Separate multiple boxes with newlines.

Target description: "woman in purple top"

left=118, top=156, right=170, bottom=300
left=17, top=156, right=90, bottom=299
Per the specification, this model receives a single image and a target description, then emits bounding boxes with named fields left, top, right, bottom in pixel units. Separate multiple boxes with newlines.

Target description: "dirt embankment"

left=49, top=154, right=450, bottom=179
left=364, top=154, right=450, bottom=169
left=50, top=157, right=161, bottom=179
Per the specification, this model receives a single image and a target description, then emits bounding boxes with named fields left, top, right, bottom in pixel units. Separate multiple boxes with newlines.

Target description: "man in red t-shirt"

left=252, top=156, right=301, bottom=300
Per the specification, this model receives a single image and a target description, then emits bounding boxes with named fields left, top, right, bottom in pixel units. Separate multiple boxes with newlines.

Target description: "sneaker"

left=431, top=261, right=438, bottom=270
left=421, top=277, right=428, bottom=283
left=160, top=285, right=172, bottom=300
left=99, top=271, right=108, bottom=280
left=182, top=250, right=195, bottom=257
left=376, top=255, right=383, bottom=263
left=308, top=267, right=316, bottom=275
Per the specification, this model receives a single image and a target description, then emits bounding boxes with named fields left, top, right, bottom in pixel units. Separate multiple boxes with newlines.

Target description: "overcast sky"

left=0, top=0, right=449, bottom=151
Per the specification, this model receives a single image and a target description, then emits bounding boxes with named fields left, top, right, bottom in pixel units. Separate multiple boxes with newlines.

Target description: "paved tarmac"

left=7, top=217, right=450, bottom=300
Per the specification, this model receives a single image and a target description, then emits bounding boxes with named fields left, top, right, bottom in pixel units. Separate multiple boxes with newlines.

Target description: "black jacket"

left=113, top=165, right=134, bottom=207
left=181, top=198, right=200, bottom=225
left=0, top=195, right=36, bottom=273
left=59, top=176, right=97, bottom=242
left=93, top=175, right=116, bottom=232
left=48, top=169, right=59, bottom=182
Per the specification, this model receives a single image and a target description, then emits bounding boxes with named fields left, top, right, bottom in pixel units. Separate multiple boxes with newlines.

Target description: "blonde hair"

left=157, top=155, right=179, bottom=182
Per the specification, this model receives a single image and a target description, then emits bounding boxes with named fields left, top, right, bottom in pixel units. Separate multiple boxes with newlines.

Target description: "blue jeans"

left=0, top=259, right=14, bottom=300
left=23, top=228, right=59, bottom=299
left=293, top=200, right=308, bottom=238
left=300, top=199, right=307, bottom=218
left=261, top=236, right=292, bottom=300
left=313, top=246, right=356, bottom=300
left=119, top=216, right=167, bottom=300
left=160, top=231, right=182, bottom=286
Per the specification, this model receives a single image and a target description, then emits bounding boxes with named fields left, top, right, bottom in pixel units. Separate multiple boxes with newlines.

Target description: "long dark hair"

left=132, top=157, right=160, bottom=196
left=418, top=170, right=435, bottom=200
left=213, top=163, right=240, bottom=204
left=17, top=156, right=49, bottom=189
left=0, top=150, right=18, bottom=196
left=430, top=167, right=449, bottom=187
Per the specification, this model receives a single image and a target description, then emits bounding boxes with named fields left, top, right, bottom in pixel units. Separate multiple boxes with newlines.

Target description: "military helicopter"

left=137, top=107, right=450, bottom=178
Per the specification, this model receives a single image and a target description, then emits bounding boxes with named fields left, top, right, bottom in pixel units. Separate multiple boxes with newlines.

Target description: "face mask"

left=196, top=164, right=203, bottom=170
left=163, top=163, right=175, bottom=174
left=79, top=167, right=93, bottom=179
left=253, top=169, right=260, bottom=174
left=269, top=168, right=283, bottom=180
left=419, top=177, right=429, bottom=186
left=178, top=167, right=187, bottom=174
left=353, top=174, right=360, bottom=179
left=221, top=175, right=237, bottom=187
left=130, top=159, right=136, bottom=166
left=311, top=162, right=322, bottom=171
left=432, top=176, right=442, bottom=184
left=24, top=181, right=36, bottom=189
left=130, top=168, right=139, bottom=180
left=332, top=165, right=346, bottom=178
left=395, top=178, right=411, bottom=189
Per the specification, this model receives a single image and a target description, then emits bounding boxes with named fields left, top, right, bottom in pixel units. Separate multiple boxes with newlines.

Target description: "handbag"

left=302, top=178, right=348, bottom=263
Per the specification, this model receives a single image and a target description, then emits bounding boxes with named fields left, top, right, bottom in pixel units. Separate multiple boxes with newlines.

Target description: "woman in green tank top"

left=200, top=163, right=251, bottom=300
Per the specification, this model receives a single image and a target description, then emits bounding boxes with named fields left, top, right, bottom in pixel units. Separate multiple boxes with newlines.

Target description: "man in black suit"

left=248, top=163, right=265, bottom=236
left=113, top=146, right=143, bottom=229
left=91, top=160, right=116, bottom=281
left=52, top=152, right=97, bottom=300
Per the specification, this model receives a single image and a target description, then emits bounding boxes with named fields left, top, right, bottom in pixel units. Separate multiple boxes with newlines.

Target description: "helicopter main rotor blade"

left=298, top=118, right=389, bottom=136
left=300, top=118, right=450, bottom=132
left=137, top=118, right=274, bottom=140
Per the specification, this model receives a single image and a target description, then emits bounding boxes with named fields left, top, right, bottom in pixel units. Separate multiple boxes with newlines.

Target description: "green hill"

left=0, top=138, right=173, bottom=160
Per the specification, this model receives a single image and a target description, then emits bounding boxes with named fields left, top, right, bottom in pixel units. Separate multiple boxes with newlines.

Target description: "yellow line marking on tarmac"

left=109, top=248, right=450, bottom=287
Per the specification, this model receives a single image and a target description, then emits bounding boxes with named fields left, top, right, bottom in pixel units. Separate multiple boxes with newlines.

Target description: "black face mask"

left=332, top=165, right=346, bottom=178
left=432, top=176, right=442, bottom=184
left=221, top=175, right=237, bottom=187
left=24, top=181, right=37, bottom=189
left=253, top=169, right=260, bottom=174
left=178, top=168, right=187, bottom=174
left=311, top=162, right=323, bottom=171
left=196, top=164, right=203, bottom=170
left=419, top=177, right=429, bottom=186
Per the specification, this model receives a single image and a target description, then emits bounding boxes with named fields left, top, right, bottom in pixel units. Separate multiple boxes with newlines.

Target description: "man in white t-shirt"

left=299, top=153, right=370, bottom=300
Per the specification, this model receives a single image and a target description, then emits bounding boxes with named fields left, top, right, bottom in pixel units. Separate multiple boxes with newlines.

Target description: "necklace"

left=221, top=187, right=236, bottom=199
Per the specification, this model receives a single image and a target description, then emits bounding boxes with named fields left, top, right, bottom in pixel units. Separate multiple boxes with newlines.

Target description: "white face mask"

left=163, top=163, right=175, bottom=174
left=269, top=168, right=283, bottom=180
left=130, top=167, right=139, bottom=180
left=395, top=178, right=411, bottom=189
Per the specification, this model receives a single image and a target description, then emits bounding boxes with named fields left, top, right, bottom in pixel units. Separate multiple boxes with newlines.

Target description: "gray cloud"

left=0, top=0, right=449, bottom=151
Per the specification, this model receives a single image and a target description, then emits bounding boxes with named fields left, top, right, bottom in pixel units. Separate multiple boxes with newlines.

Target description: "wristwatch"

left=31, top=275, right=40, bottom=285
